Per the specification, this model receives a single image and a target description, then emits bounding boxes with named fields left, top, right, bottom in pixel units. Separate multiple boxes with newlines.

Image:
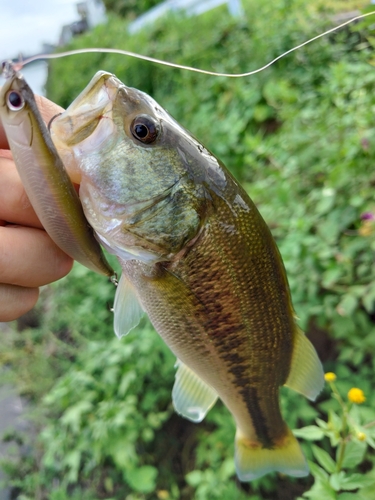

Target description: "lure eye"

left=6, top=90, right=25, bottom=111
left=130, top=115, right=159, bottom=144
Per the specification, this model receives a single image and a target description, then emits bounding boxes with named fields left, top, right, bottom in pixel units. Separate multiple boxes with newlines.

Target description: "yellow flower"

left=157, top=491, right=170, bottom=500
left=348, top=388, right=366, bottom=404
left=324, top=372, right=337, bottom=383
left=357, top=432, right=366, bottom=441
left=359, top=223, right=374, bottom=237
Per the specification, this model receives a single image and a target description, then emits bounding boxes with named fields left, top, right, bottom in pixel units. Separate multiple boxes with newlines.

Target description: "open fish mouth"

left=50, top=72, right=121, bottom=184
left=47, top=70, right=324, bottom=482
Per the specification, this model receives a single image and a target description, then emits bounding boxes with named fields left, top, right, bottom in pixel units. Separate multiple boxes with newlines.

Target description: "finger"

left=0, top=284, right=39, bottom=322
left=0, top=156, right=41, bottom=228
left=0, top=225, right=73, bottom=287
left=35, top=95, right=64, bottom=123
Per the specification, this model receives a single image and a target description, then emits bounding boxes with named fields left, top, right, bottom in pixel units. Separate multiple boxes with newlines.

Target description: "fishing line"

left=7, top=10, right=375, bottom=78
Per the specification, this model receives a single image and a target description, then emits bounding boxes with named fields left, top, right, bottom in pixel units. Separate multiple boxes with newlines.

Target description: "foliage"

left=102, top=0, right=163, bottom=20
left=294, top=374, right=375, bottom=500
left=39, top=324, right=176, bottom=497
left=2, top=0, right=375, bottom=498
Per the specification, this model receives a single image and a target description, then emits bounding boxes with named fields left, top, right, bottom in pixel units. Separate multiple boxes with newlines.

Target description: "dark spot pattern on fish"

left=240, top=386, right=275, bottom=448
left=216, top=335, right=244, bottom=352
left=227, top=358, right=248, bottom=379
left=45, top=72, right=323, bottom=481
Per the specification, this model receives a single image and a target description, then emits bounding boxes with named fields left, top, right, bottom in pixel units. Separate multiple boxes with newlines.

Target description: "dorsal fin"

left=113, top=273, right=144, bottom=338
left=284, top=327, right=324, bottom=401
left=172, top=360, right=218, bottom=422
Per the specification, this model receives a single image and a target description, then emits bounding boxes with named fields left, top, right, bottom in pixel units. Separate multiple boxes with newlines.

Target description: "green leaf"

left=219, top=457, right=236, bottom=480
left=312, top=445, right=336, bottom=474
left=340, top=473, right=375, bottom=491
left=124, top=465, right=158, bottom=493
left=328, top=411, right=343, bottom=433
left=315, top=189, right=336, bottom=215
left=316, top=418, right=329, bottom=430
left=322, top=267, right=343, bottom=288
left=330, top=471, right=347, bottom=491
left=338, top=494, right=359, bottom=500
left=303, top=471, right=337, bottom=500
left=359, top=481, right=375, bottom=500
left=308, top=460, right=329, bottom=482
left=65, top=450, right=81, bottom=483
left=337, top=294, right=358, bottom=317
left=186, top=470, right=204, bottom=487
left=365, top=435, right=375, bottom=449
left=293, top=426, right=325, bottom=441
left=341, top=440, right=367, bottom=469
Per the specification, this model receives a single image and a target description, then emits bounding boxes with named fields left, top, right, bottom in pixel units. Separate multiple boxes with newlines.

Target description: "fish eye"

left=6, top=90, right=25, bottom=111
left=130, top=115, right=159, bottom=144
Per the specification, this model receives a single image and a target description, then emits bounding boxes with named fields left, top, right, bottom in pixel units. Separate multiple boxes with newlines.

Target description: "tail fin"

left=235, top=427, right=309, bottom=482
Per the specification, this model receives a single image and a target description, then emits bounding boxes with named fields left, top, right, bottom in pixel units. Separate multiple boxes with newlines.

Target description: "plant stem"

left=336, top=438, right=346, bottom=472
left=328, top=381, right=351, bottom=472
left=336, top=406, right=350, bottom=472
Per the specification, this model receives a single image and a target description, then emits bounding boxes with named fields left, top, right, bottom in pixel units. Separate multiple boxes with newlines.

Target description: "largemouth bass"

left=0, top=67, right=114, bottom=277
left=49, top=71, right=324, bottom=481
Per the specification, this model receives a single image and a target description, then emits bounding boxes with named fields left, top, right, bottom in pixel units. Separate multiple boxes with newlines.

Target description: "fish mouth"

left=50, top=71, right=123, bottom=183
left=52, top=71, right=121, bottom=143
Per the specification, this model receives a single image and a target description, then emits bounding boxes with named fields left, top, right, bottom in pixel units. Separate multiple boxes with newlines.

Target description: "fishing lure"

left=0, top=63, right=114, bottom=277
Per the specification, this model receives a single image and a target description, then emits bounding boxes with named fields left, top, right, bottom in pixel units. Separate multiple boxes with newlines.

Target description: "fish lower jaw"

left=95, top=232, right=162, bottom=264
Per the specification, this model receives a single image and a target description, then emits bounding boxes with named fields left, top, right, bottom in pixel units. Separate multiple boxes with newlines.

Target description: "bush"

left=3, top=0, right=375, bottom=498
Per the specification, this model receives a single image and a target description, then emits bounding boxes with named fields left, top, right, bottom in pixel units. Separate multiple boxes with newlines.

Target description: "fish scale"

left=175, top=194, right=290, bottom=433
left=118, top=183, right=292, bottom=444
left=49, top=70, right=324, bottom=481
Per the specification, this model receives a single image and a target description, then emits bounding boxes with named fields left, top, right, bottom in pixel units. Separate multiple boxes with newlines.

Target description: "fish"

left=48, top=70, right=324, bottom=481
left=0, top=65, right=114, bottom=277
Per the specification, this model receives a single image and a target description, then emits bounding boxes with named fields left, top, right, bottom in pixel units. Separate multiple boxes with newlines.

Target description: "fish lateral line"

left=1, top=10, right=374, bottom=80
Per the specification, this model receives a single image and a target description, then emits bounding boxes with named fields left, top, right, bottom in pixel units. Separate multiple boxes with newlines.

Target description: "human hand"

left=0, top=95, right=73, bottom=321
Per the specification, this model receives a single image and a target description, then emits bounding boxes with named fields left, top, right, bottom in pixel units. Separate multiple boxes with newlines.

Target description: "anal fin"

left=172, top=360, right=218, bottom=423
left=284, top=327, right=324, bottom=401
left=113, top=273, right=144, bottom=339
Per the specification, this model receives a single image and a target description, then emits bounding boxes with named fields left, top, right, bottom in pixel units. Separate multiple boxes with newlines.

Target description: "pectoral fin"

left=284, top=327, right=324, bottom=401
left=113, top=273, right=144, bottom=338
left=172, top=360, right=218, bottom=422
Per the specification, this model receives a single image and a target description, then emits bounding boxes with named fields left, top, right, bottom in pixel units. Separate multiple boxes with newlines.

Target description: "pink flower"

left=360, top=212, right=375, bottom=221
